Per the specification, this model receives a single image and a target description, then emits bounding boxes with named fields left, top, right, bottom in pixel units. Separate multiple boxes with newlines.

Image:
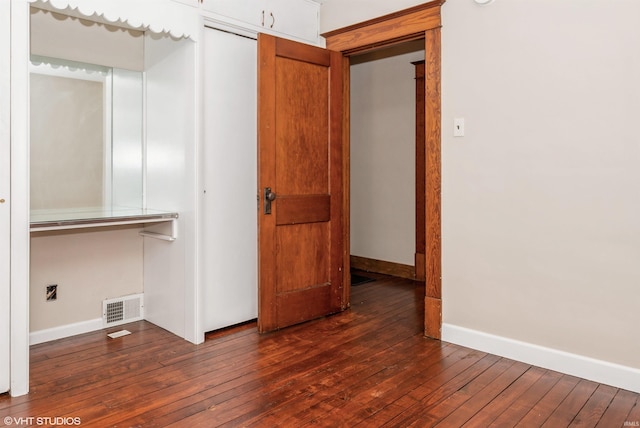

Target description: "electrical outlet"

left=46, top=284, right=57, bottom=302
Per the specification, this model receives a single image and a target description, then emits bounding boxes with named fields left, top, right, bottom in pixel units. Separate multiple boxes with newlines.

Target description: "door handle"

left=264, top=187, right=276, bottom=215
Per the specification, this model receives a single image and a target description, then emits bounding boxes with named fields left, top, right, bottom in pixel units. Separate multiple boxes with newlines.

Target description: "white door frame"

left=0, top=0, right=12, bottom=395
left=7, top=0, right=31, bottom=397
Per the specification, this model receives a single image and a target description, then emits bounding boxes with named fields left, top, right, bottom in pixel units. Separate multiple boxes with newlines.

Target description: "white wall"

left=320, top=0, right=426, bottom=34
left=440, top=0, right=640, bottom=370
left=321, top=0, right=640, bottom=391
left=350, top=43, right=423, bottom=265
left=30, top=227, right=143, bottom=333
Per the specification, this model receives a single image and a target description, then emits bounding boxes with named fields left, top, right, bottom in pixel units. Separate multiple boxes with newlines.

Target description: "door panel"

left=202, top=28, right=258, bottom=332
left=258, top=34, right=343, bottom=332
left=276, top=223, right=329, bottom=291
left=276, top=195, right=330, bottom=225
left=275, top=58, right=329, bottom=195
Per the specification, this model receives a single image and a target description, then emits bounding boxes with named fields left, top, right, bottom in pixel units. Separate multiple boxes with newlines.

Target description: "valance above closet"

left=29, top=0, right=199, bottom=41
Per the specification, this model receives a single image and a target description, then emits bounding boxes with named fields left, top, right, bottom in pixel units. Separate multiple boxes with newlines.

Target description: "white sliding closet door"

left=202, top=28, right=258, bottom=331
left=0, top=0, right=11, bottom=393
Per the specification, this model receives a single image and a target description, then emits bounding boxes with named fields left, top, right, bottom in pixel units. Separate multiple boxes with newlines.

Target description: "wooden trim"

left=322, top=2, right=444, bottom=55
left=423, top=28, right=442, bottom=339
left=329, top=48, right=346, bottom=313
left=425, top=296, right=442, bottom=338
left=321, top=1, right=444, bottom=40
left=341, top=57, right=352, bottom=308
left=415, top=252, right=426, bottom=281
left=257, top=34, right=278, bottom=333
left=351, top=255, right=415, bottom=281
left=414, top=60, right=426, bottom=282
left=325, top=2, right=443, bottom=339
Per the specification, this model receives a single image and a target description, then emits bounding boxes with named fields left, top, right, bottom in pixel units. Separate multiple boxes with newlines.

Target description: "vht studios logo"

left=4, top=416, right=82, bottom=426
left=624, top=422, right=640, bottom=427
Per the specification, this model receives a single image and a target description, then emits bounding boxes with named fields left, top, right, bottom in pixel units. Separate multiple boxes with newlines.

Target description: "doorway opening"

left=348, top=40, right=425, bottom=284
left=323, top=1, right=444, bottom=339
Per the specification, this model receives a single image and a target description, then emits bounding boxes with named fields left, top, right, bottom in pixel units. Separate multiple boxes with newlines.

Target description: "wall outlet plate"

left=46, top=284, right=57, bottom=301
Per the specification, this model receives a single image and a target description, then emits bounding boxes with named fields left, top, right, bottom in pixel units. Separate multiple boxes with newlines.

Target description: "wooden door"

left=258, top=33, right=344, bottom=333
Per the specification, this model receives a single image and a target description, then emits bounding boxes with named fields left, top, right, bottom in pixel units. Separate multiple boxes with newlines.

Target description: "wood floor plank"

left=0, top=273, right=637, bottom=428
left=259, top=341, right=451, bottom=427
left=515, top=374, right=582, bottom=427
left=541, top=378, right=599, bottom=427
left=624, top=396, right=640, bottom=427
left=375, top=352, right=497, bottom=427
left=569, top=383, right=618, bottom=427
left=401, top=357, right=517, bottom=426
left=432, top=360, right=532, bottom=427
left=461, top=366, right=547, bottom=427
left=488, top=369, right=563, bottom=427
left=291, top=338, right=455, bottom=427
left=595, top=388, right=639, bottom=428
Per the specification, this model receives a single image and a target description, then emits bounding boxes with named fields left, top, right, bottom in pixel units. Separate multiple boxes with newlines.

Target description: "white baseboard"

left=30, top=318, right=103, bottom=346
left=442, top=323, right=640, bottom=394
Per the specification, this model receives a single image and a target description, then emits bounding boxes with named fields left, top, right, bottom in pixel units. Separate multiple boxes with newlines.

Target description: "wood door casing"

left=413, top=60, right=426, bottom=282
left=258, top=34, right=344, bottom=333
left=323, top=1, right=444, bottom=339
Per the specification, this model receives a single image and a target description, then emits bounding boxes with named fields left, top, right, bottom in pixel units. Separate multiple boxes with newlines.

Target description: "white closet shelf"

left=30, top=206, right=179, bottom=232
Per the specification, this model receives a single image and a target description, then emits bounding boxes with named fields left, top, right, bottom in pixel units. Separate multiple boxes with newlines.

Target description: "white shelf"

left=30, top=206, right=178, bottom=232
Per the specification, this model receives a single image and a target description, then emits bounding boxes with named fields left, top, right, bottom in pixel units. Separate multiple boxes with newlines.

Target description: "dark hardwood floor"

left=1, top=273, right=638, bottom=427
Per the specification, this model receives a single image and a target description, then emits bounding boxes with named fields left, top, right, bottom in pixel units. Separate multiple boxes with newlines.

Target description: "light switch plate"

left=454, top=118, right=465, bottom=137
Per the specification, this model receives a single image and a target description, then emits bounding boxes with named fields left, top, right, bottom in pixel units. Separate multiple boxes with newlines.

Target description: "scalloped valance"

left=29, top=0, right=199, bottom=41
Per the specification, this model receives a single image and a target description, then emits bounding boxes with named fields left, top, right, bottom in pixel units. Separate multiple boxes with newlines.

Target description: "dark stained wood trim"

left=324, top=2, right=444, bottom=339
left=351, top=255, right=415, bottom=280
left=415, top=252, right=426, bottom=281
left=321, top=1, right=445, bottom=39
left=257, top=33, right=278, bottom=333
left=423, top=28, right=442, bottom=339
left=329, top=47, right=346, bottom=313
left=341, top=56, right=352, bottom=308
left=275, top=36, right=331, bottom=65
left=413, top=60, right=426, bottom=282
left=322, top=1, right=444, bottom=55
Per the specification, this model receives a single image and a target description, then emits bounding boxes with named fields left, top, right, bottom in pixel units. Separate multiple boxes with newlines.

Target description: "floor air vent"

left=103, top=294, right=144, bottom=328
